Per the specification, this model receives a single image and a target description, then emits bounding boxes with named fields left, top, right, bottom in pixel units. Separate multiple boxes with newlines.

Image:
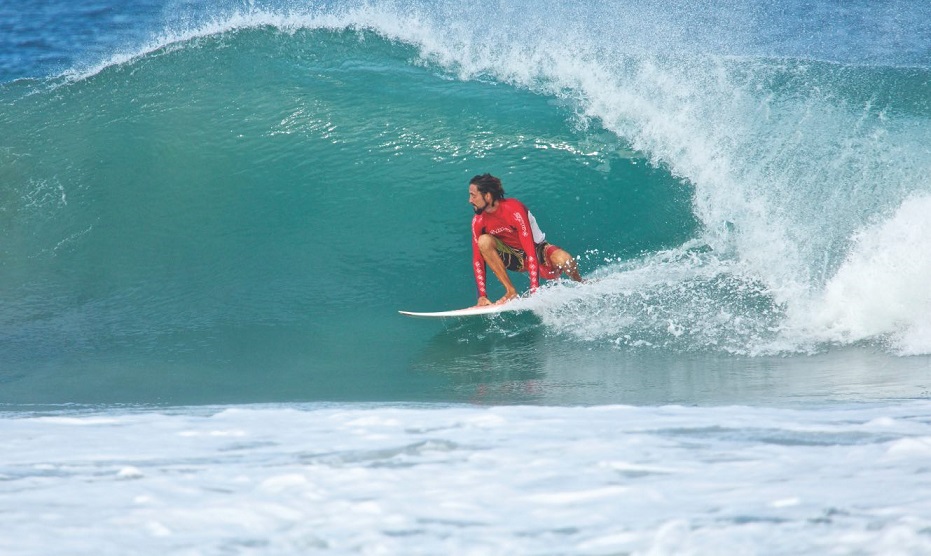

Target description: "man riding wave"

left=469, top=173, right=583, bottom=306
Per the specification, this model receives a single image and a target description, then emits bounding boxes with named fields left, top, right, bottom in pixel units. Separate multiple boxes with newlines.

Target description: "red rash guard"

left=472, top=198, right=539, bottom=298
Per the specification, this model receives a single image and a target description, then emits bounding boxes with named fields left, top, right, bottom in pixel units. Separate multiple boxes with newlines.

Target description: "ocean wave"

left=1, top=1, right=930, bottom=403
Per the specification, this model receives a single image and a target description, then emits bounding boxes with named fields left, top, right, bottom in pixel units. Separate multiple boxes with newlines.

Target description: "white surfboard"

left=398, top=303, right=526, bottom=319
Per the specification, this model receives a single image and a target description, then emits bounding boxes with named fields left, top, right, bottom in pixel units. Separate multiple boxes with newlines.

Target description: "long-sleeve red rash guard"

left=471, top=198, right=539, bottom=298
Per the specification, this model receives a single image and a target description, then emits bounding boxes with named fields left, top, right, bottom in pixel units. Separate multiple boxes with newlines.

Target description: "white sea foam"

left=2, top=402, right=931, bottom=554
left=804, top=194, right=931, bottom=354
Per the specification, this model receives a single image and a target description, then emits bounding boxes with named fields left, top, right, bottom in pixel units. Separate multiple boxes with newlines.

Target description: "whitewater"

left=4, top=403, right=931, bottom=554
left=2, top=0, right=931, bottom=553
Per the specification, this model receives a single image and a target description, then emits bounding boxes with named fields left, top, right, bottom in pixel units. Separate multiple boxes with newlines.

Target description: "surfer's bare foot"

left=495, top=291, right=518, bottom=304
left=475, top=296, right=493, bottom=307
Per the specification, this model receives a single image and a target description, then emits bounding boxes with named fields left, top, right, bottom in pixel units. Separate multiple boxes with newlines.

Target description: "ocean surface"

left=2, top=0, right=931, bottom=553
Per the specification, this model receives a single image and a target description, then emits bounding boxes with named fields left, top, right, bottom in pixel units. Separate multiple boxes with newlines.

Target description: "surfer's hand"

left=476, top=296, right=492, bottom=307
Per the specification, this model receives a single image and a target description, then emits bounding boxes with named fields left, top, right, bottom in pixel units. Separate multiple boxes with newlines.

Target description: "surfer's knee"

left=549, top=248, right=573, bottom=268
left=477, top=234, right=498, bottom=253
left=550, top=249, right=583, bottom=281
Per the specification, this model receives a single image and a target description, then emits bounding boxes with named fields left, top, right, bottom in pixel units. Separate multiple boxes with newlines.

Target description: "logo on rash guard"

left=513, top=212, right=529, bottom=236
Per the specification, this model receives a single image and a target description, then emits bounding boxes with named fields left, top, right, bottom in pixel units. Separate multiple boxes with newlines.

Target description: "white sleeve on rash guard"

left=527, top=211, right=546, bottom=244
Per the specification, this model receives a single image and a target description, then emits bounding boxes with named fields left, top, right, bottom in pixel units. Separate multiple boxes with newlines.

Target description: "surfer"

left=469, top=173, right=583, bottom=306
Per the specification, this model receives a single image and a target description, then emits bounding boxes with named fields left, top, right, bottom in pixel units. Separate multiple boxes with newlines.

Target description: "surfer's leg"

left=477, top=234, right=519, bottom=302
left=547, top=248, right=583, bottom=282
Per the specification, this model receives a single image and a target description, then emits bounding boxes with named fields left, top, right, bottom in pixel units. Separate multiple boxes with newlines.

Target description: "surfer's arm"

left=472, top=221, right=488, bottom=300
left=513, top=206, right=540, bottom=292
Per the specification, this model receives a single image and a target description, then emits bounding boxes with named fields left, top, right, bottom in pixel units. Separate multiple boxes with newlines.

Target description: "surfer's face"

left=469, top=183, right=490, bottom=214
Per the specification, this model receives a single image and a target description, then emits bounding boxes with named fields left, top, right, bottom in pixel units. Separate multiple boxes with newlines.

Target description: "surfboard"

left=398, top=303, right=525, bottom=319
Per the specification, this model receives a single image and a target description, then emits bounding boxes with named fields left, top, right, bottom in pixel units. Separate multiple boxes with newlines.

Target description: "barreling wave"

left=2, top=0, right=931, bottom=404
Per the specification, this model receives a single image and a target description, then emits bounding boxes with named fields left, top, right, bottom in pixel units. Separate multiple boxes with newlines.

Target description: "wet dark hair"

left=470, top=173, right=505, bottom=201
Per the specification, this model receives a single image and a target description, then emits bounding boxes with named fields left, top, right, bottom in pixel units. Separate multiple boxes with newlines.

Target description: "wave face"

left=2, top=0, right=930, bottom=405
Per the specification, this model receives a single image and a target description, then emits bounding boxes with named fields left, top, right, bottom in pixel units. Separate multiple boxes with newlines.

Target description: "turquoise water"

left=2, top=2, right=931, bottom=407
left=2, top=24, right=697, bottom=405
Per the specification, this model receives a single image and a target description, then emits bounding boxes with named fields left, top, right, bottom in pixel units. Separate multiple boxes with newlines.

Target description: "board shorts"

left=495, top=238, right=561, bottom=279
